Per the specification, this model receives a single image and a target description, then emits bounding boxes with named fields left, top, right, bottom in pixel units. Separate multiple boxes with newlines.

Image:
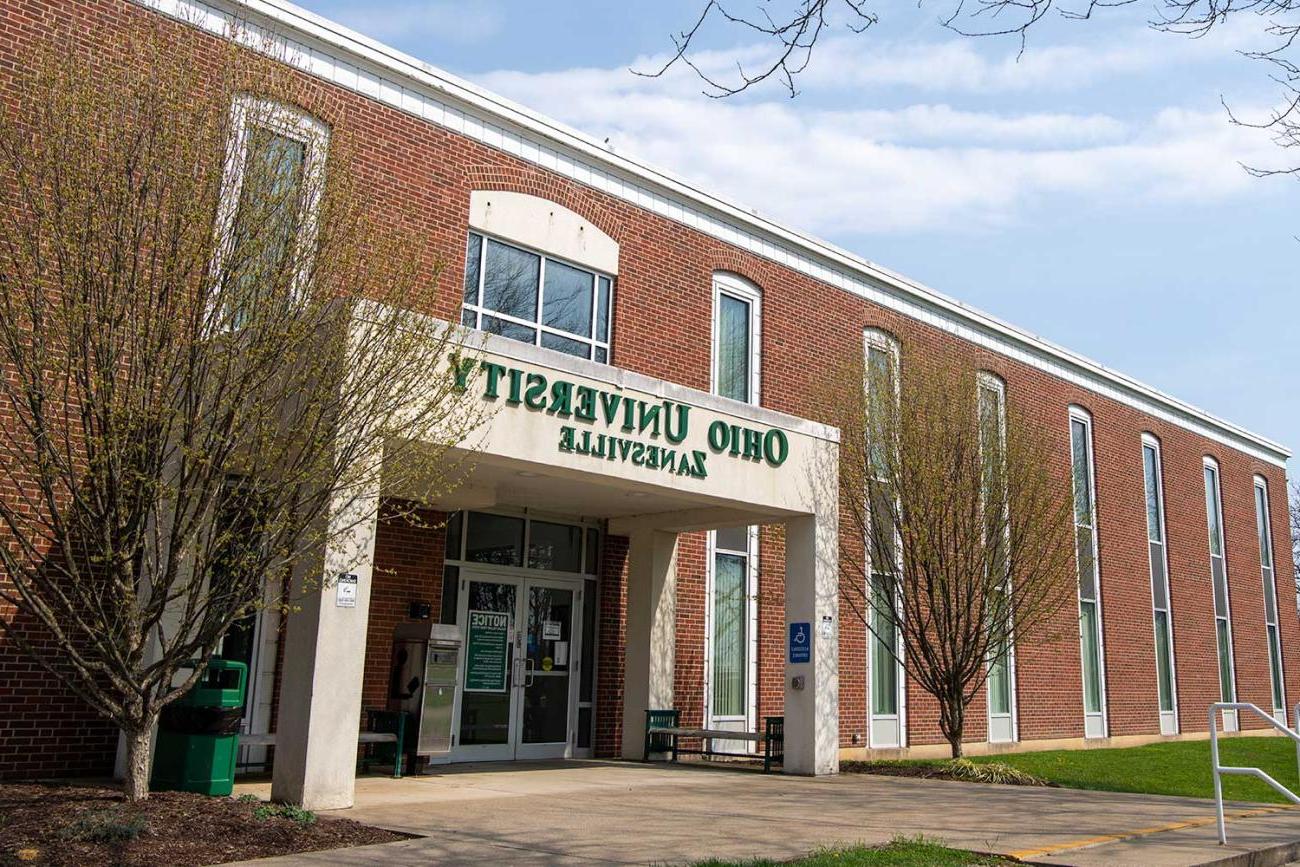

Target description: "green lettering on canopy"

left=465, top=360, right=792, bottom=476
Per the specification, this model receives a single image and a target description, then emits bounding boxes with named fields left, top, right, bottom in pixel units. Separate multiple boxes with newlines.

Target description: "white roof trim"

left=133, top=0, right=1291, bottom=466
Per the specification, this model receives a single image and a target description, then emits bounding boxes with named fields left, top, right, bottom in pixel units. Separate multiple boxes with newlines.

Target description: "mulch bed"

left=0, top=782, right=409, bottom=866
left=840, top=760, right=1058, bottom=786
left=841, top=760, right=960, bottom=780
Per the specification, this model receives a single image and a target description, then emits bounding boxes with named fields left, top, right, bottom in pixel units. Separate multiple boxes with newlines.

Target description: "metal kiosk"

left=389, top=622, right=461, bottom=770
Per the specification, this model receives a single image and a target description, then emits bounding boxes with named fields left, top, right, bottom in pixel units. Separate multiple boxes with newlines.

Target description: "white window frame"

left=705, top=274, right=762, bottom=747
left=864, top=328, right=906, bottom=749
left=1204, top=456, right=1239, bottom=732
left=462, top=231, right=615, bottom=363
left=711, top=272, right=762, bottom=404
left=1069, top=406, right=1108, bottom=739
left=1254, top=475, right=1287, bottom=724
left=978, top=372, right=1018, bottom=744
left=703, top=526, right=760, bottom=751
left=211, top=95, right=329, bottom=324
left=1142, top=433, right=1179, bottom=736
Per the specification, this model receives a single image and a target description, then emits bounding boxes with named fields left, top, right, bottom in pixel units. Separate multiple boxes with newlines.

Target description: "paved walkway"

left=230, top=760, right=1300, bottom=866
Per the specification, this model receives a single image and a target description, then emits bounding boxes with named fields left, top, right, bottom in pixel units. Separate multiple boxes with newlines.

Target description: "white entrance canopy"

left=273, top=329, right=841, bottom=809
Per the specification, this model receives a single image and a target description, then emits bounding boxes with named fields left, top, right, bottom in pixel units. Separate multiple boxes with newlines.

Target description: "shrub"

left=59, top=809, right=148, bottom=843
left=946, top=758, right=1048, bottom=786
left=254, top=803, right=317, bottom=825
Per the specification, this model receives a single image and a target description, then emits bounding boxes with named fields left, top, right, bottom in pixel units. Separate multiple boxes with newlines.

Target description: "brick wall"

left=0, top=615, right=118, bottom=780
left=594, top=535, right=628, bottom=757
left=0, top=0, right=1295, bottom=778
left=362, top=503, right=449, bottom=713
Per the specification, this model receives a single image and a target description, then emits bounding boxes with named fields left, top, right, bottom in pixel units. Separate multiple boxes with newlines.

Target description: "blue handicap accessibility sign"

left=788, top=621, right=811, bottom=664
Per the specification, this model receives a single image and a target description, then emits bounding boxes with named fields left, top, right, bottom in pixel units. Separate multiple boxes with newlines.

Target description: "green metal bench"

left=237, top=708, right=408, bottom=778
left=643, top=709, right=784, bottom=773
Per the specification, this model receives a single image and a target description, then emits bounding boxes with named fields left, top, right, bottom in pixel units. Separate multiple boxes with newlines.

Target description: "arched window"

left=1203, top=456, right=1237, bottom=730
left=1253, top=475, right=1287, bottom=722
left=462, top=192, right=617, bottom=363
left=1141, top=433, right=1178, bottom=734
left=864, top=328, right=904, bottom=749
left=1069, top=406, right=1108, bottom=739
left=978, top=372, right=1016, bottom=744
left=706, top=273, right=762, bottom=746
left=712, top=272, right=762, bottom=403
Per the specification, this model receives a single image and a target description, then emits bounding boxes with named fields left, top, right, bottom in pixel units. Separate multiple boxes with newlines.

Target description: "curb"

left=1196, top=839, right=1300, bottom=867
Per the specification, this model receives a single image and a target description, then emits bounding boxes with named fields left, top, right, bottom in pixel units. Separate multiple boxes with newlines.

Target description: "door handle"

left=524, top=657, right=536, bottom=688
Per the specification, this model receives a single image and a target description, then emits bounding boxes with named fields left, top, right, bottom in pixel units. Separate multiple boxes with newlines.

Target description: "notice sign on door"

left=465, top=610, right=510, bottom=693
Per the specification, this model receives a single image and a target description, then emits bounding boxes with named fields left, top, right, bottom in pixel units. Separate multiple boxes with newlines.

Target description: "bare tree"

left=831, top=350, right=1076, bottom=757
left=648, top=0, right=1300, bottom=163
left=0, top=19, right=483, bottom=801
left=636, top=0, right=877, bottom=97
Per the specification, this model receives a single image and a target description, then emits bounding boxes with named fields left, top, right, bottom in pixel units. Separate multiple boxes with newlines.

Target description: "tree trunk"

left=940, top=691, right=965, bottom=759
left=123, top=725, right=153, bottom=803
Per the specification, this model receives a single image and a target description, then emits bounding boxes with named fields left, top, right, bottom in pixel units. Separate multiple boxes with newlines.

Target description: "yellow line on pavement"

left=1006, top=805, right=1296, bottom=860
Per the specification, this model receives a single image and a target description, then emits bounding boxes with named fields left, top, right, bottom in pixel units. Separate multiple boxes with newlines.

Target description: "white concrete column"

left=621, top=528, right=678, bottom=760
left=783, top=510, right=839, bottom=775
left=271, top=482, right=380, bottom=809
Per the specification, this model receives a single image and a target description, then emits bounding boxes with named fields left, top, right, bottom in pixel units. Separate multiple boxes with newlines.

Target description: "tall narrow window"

left=707, top=274, right=760, bottom=743
left=1204, top=458, right=1238, bottom=729
left=1069, top=409, right=1107, bottom=738
left=461, top=232, right=614, bottom=363
left=1142, top=435, right=1178, bottom=735
left=979, top=374, right=1016, bottom=743
left=713, top=273, right=761, bottom=403
left=865, top=329, right=904, bottom=748
left=214, top=97, right=328, bottom=330
left=1254, top=477, right=1286, bottom=722
left=710, top=526, right=752, bottom=721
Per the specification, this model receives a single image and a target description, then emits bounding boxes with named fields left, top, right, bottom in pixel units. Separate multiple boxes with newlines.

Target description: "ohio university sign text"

left=454, top=358, right=789, bottom=481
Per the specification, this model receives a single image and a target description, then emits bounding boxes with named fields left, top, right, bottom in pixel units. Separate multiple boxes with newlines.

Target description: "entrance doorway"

left=452, top=568, right=584, bottom=761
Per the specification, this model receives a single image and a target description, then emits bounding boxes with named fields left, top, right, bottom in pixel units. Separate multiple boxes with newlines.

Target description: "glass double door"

left=453, top=570, right=580, bottom=761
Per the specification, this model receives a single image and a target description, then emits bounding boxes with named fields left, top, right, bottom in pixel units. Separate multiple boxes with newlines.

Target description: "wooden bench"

left=238, top=709, right=407, bottom=777
left=644, top=709, right=784, bottom=773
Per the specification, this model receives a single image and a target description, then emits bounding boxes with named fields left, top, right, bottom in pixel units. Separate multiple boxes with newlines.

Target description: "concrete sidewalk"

left=229, top=760, right=1300, bottom=866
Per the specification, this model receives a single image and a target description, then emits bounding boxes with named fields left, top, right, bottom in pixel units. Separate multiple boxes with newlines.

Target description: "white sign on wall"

left=335, top=573, right=358, bottom=608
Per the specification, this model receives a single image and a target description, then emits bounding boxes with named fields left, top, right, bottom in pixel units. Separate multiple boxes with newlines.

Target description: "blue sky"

left=301, top=0, right=1298, bottom=474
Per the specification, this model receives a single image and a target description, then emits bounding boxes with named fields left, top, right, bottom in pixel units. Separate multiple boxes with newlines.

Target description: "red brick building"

left=1, top=0, right=1295, bottom=810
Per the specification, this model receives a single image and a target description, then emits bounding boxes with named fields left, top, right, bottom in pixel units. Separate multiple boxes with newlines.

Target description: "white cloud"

left=317, top=1, right=502, bottom=44
left=621, top=14, right=1268, bottom=96
left=477, top=54, right=1286, bottom=235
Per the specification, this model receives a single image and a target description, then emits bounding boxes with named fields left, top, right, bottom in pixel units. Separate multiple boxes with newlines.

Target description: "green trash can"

left=151, top=658, right=247, bottom=797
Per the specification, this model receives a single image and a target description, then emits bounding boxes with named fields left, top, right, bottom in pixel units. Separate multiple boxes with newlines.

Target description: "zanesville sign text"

left=455, top=359, right=789, bottom=480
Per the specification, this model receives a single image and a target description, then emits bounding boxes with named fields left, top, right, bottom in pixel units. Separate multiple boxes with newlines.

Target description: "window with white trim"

left=1204, top=458, right=1237, bottom=711
left=1142, top=434, right=1179, bottom=734
left=709, top=525, right=755, bottom=724
left=462, top=232, right=614, bottom=363
left=1069, top=408, right=1107, bottom=738
left=1254, top=476, right=1286, bottom=721
left=865, top=328, right=904, bottom=748
left=978, top=373, right=1016, bottom=743
left=712, top=273, right=762, bottom=403
left=213, top=97, right=329, bottom=329
left=706, top=273, right=761, bottom=742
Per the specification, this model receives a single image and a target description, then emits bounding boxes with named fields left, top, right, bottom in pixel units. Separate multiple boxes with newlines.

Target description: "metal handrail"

left=1208, top=702, right=1300, bottom=844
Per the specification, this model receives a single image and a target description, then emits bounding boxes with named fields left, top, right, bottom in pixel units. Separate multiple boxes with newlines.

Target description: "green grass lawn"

left=692, top=837, right=1009, bottom=866
left=853, top=736, right=1300, bottom=804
